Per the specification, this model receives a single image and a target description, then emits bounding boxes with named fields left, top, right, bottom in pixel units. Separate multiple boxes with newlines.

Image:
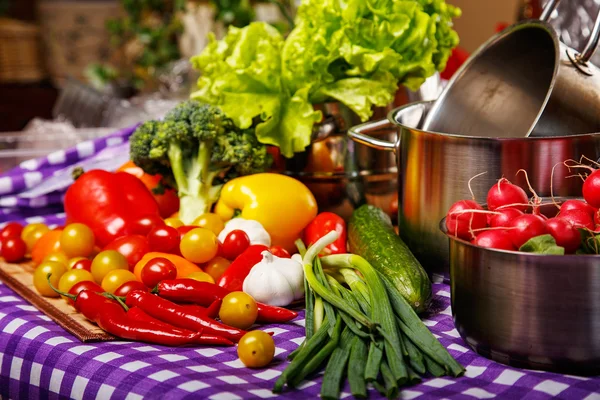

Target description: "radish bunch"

left=445, top=175, right=600, bottom=254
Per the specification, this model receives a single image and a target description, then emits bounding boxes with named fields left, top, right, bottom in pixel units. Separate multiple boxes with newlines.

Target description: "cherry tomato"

left=269, top=246, right=290, bottom=258
left=33, top=261, right=67, bottom=297
left=177, top=225, right=197, bottom=236
left=237, top=330, right=275, bottom=368
left=22, top=223, right=50, bottom=252
left=59, top=223, right=95, bottom=258
left=91, top=250, right=129, bottom=283
left=114, top=280, right=148, bottom=297
left=164, top=218, right=183, bottom=228
left=67, top=257, right=86, bottom=268
left=67, top=281, right=103, bottom=306
left=104, top=235, right=150, bottom=270
left=31, top=230, right=62, bottom=265
left=180, top=228, right=219, bottom=264
left=147, top=225, right=180, bottom=253
left=58, top=269, right=95, bottom=298
left=219, top=291, right=258, bottom=330
left=131, top=214, right=164, bottom=236
left=221, top=230, right=250, bottom=260
left=192, top=213, right=225, bottom=235
left=187, top=271, right=215, bottom=284
left=2, top=237, right=27, bottom=262
left=141, top=257, right=177, bottom=288
left=102, top=269, right=138, bottom=294
left=203, top=256, right=230, bottom=281
left=71, top=259, right=92, bottom=272
left=0, top=222, right=23, bottom=240
left=43, top=252, right=69, bottom=266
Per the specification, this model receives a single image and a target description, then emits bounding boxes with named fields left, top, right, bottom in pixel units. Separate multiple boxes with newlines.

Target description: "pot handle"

left=348, top=119, right=396, bottom=152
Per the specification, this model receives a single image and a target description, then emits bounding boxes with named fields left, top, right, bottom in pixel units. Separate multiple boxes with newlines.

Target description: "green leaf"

left=578, top=228, right=599, bottom=254
left=519, top=234, right=565, bottom=255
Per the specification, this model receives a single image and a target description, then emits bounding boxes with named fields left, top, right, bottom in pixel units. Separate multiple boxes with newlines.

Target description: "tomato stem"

left=46, top=273, right=77, bottom=300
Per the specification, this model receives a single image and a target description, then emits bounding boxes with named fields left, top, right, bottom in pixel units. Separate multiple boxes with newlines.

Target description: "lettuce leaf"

left=192, top=1, right=460, bottom=157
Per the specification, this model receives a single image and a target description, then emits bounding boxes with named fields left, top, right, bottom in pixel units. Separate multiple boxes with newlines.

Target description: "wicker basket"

left=0, top=18, right=45, bottom=83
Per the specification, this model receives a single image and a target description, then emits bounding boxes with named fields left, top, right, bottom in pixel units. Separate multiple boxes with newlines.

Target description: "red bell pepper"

left=217, top=244, right=269, bottom=292
left=302, top=212, right=347, bottom=256
left=64, top=169, right=160, bottom=247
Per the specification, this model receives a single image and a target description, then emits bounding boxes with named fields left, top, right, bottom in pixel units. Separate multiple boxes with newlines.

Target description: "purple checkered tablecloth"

left=1, top=127, right=599, bottom=399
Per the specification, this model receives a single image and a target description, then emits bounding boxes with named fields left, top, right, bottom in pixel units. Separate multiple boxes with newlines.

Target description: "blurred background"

left=0, top=0, right=596, bottom=176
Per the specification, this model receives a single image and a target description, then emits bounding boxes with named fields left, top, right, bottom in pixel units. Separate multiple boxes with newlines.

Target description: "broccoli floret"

left=130, top=100, right=272, bottom=224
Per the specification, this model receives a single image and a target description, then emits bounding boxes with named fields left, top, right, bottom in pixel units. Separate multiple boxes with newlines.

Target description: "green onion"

left=314, top=257, right=337, bottom=333
left=424, top=354, right=446, bottom=377
left=381, top=361, right=399, bottom=399
left=327, top=276, right=370, bottom=339
left=348, top=336, right=368, bottom=398
left=365, top=340, right=383, bottom=382
left=400, top=322, right=426, bottom=374
left=314, top=296, right=324, bottom=332
left=320, top=327, right=353, bottom=400
left=407, top=366, right=422, bottom=385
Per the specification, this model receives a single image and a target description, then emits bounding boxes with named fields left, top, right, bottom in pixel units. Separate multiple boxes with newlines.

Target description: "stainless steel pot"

left=348, top=101, right=600, bottom=273
left=422, top=0, right=600, bottom=138
left=440, top=217, right=600, bottom=375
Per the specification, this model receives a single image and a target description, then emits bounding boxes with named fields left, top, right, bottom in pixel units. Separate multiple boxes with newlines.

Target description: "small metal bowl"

left=440, top=214, right=600, bottom=376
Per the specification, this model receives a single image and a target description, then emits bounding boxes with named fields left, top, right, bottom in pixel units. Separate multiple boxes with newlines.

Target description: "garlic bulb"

left=242, top=251, right=304, bottom=307
left=218, top=218, right=271, bottom=246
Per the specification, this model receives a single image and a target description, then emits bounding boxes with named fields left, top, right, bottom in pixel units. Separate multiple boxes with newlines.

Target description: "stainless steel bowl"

left=441, top=217, right=600, bottom=375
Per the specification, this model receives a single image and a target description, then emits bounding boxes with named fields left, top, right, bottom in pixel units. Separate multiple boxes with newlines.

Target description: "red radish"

left=472, top=230, right=515, bottom=251
left=508, top=214, right=548, bottom=248
left=546, top=218, right=581, bottom=253
left=583, top=169, right=600, bottom=208
left=489, top=208, right=524, bottom=228
left=558, top=209, right=594, bottom=230
left=559, top=199, right=595, bottom=218
left=595, top=209, right=600, bottom=227
left=445, top=200, right=488, bottom=240
left=486, top=178, right=529, bottom=212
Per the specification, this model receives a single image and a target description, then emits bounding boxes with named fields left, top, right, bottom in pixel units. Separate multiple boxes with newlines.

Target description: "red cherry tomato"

left=221, top=230, right=251, bottom=260
left=140, top=257, right=177, bottom=288
left=67, top=281, right=103, bottom=306
left=0, top=222, right=23, bottom=241
left=104, top=235, right=150, bottom=270
left=2, top=237, right=27, bottom=262
left=147, top=226, right=180, bottom=253
left=131, top=215, right=164, bottom=236
left=269, top=246, right=290, bottom=258
left=177, top=225, right=197, bottom=236
left=71, top=259, right=92, bottom=272
left=113, top=280, right=149, bottom=297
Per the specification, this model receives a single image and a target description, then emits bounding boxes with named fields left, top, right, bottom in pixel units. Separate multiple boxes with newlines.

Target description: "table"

left=1, top=273, right=598, bottom=400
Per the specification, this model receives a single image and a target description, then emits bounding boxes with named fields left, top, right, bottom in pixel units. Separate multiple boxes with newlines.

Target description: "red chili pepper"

left=180, top=299, right=222, bottom=320
left=65, top=290, right=201, bottom=346
left=217, top=244, right=269, bottom=292
left=303, top=212, right=347, bottom=256
left=127, top=306, right=234, bottom=346
left=64, top=169, right=160, bottom=247
left=125, top=290, right=246, bottom=342
left=156, top=279, right=298, bottom=323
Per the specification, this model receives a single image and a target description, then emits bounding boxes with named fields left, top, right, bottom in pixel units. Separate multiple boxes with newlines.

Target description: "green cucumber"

left=348, top=205, right=431, bottom=313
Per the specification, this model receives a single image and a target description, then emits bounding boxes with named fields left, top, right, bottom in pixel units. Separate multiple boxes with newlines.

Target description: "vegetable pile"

left=445, top=164, right=600, bottom=255
left=191, top=0, right=461, bottom=157
left=275, top=231, right=464, bottom=399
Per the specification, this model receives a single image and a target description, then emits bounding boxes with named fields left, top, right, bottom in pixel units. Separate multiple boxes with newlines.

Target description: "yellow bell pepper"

left=215, top=173, right=318, bottom=252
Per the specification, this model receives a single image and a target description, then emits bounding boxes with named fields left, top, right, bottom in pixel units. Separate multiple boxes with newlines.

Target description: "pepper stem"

left=46, top=273, right=77, bottom=301
left=72, top=167, right=85, bottom=180
left=103, top=293, right=129, bottom=311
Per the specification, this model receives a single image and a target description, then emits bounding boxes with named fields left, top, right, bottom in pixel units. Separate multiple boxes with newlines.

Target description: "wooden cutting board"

left=0, top=260, right=114, bottom=342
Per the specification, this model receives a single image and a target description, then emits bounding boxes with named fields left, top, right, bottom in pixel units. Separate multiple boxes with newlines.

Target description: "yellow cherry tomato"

left=192, top=213, right=225, bottom=235
left=237, top=330, right=275, bottom=368
left=67, top=257, right=87, bottom=268
left=204, top=256, right=230, bottom=281
left=180, top=228, right=218, bottom=264
left=187, top=271, right=215, bottom=284
left=164, top=218, right=183, bottom=228
left=60, top=223, right=95, bottom=258
left=42, top=252, right=69, bottom=266
left=22, top=223, right=50, bottom=252
left=58, top=269, right=95, bottom=297
left=219, top=291, right=258, bottom=330
left=101, top=269, right=138, bottom=294
left=33, top=261, right=67, bottom=297
left=91, top=250, right=129, bottom=284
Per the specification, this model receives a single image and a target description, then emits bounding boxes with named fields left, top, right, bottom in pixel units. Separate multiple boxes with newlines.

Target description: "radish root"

left=516, top=169, right=541, bottom=214
left=467, top=171, right=488, bottom=201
